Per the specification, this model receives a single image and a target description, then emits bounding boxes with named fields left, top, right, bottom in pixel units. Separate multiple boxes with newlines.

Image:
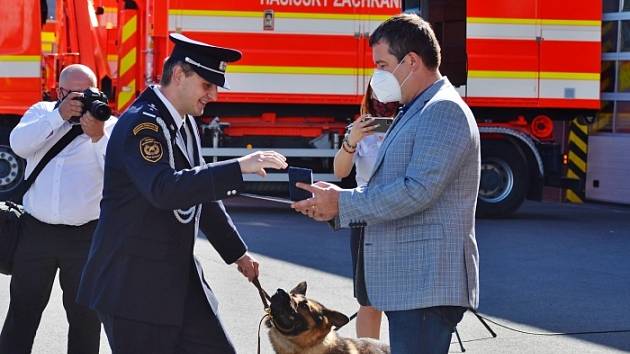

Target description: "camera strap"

left=14, top=125, right=83, bottom=201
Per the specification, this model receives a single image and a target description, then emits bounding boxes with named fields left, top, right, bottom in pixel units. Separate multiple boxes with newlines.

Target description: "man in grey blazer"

left=293, top=14, right=480, bottom=354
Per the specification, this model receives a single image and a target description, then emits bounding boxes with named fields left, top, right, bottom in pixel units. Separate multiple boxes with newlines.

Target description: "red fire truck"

left=0, top=0, right=601, bottom=216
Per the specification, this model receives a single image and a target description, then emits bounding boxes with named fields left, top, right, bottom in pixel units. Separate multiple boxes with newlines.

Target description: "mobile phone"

left=364, top=117, right=394, bottom=133
left=288, top=167, right=313, bottom=201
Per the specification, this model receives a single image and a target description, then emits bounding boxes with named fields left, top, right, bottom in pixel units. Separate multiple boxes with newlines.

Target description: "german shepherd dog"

left=266, top=282, right=390, bottom=354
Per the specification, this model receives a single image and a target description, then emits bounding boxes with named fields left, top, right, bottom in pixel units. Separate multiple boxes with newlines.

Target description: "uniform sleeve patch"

left=140, top=137, right=163, bottom=162
left=133, top=122, right=159, bottom=135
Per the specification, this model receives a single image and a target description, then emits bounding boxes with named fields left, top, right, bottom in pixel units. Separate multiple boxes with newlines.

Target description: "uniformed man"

left=76, top=33, right=288, bottom=354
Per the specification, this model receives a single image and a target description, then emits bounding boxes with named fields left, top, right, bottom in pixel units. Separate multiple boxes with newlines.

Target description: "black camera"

left=71, top=88, right=112, bottom=122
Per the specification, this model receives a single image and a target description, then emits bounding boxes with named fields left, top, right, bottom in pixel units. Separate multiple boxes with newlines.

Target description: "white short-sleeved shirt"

left=353, top=133, right=386, bottom=186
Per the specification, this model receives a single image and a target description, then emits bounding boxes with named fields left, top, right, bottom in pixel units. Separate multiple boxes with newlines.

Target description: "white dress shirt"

left=10, top=101, right=117, bottom=226
left=152, top=86, right=196, bottom=162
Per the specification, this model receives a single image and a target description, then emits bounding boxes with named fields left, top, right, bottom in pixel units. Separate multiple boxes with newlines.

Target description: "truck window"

left=405, top=0, right=467, bottom=87
left=40, top=0, right=56, bottom=25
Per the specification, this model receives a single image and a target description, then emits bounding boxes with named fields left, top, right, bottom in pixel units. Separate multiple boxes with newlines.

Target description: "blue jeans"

left=385, top=306, right=466, bottom=354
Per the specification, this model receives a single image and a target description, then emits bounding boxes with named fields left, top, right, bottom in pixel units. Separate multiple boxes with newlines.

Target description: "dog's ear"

left=290, top=281, right=307, bottom=296
left=323, top=308, right=350, bottom=328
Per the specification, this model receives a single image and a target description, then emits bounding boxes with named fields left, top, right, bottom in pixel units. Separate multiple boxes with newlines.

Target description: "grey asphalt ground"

left=1, top=199, right=629, bottom=353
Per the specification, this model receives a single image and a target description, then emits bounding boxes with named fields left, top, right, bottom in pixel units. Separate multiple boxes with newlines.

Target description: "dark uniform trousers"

left=98, top=265, right=235, bottom=354
left=0, top=213, right=100, bottom=354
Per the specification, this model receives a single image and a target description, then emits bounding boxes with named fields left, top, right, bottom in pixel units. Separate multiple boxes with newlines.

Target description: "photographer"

left=0, top=64, right=116, bottom=354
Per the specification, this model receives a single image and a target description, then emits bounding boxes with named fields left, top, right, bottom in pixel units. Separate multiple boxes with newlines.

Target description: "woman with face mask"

left=332, top=81, right=399, bottom=339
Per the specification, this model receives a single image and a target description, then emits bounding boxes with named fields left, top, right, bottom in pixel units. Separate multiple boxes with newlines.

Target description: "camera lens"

left=89, top=101, right=112, bottom=121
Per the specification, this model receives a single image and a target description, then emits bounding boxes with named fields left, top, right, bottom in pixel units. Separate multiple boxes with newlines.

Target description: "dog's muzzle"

left=269, top=289, right=299, bottom=334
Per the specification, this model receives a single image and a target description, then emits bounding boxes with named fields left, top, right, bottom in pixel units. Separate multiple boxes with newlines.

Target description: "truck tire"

left=476, top=140, right=528, bottom=218
left=0, top=127, right=24, bottom=197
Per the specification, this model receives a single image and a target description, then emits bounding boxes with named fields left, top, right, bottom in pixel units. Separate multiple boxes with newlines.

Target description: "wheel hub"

left=479, top=159, right=514, bottom=203
left=0, top=148, right=21, bottom=189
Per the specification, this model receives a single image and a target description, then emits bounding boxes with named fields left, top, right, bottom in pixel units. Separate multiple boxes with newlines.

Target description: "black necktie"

left=180, top=119, right=199, bottom=166
left=179, top=124, right=188, bottom=149
left=186, top=119, right=200, bottom=166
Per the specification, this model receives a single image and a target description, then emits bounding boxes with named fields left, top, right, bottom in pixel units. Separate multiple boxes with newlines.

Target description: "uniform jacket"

left=338, top=77, right=481, bottom=312
left=77, top=87, right=246, bottom=326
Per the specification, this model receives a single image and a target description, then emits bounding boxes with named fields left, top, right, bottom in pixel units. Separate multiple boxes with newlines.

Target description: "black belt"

left=22, top=213, right=98, bottom=230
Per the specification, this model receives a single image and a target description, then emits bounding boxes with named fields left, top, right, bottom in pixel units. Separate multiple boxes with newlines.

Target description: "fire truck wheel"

left=0, top=144, right=24, bottom=196
left=476, top=140, right=528, bottom=218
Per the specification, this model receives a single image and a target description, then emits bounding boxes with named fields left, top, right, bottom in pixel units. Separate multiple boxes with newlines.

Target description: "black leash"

left=253, top=277, right=271, bottom=310
left=475, top=312, right=630, bottom=337
left=334, top=311, right=358, bottom=331
left=253, top=278, right=271, bottom=354
left=455, top=310, right=630, bottom=353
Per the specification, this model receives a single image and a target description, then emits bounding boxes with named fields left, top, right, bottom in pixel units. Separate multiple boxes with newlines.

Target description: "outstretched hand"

left=291, top=181, right=342, bottom=221
left=237, top=151, right=288, bottom=177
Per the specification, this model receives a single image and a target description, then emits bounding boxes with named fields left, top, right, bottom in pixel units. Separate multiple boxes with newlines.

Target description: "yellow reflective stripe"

left=122, top=15, right=137, bottom=43
left=107, top=54, right=118, bottom=62
left=468, top=17, right=599, bottom=27
left=570, top=135, right=588, bottom=154
left=540, top=72, right=600, bottom=80
left=117, top=79, right=136, bottom=110
left=568, top=151, right=586, bottom=171
left=169, top=9, right=389, bottom=21
left=575, top=122, right=588, bottom=135
left=42, top=43, right=53, bottom=52
left=565, top=189, right=583, bottom=203
left=468, top=70, right=537, bottom=79
left=119, top=48, right=136, bottom=77
left=229, top=65, right=373, bottom=76
left=541, top=19, right=600, bottom=27
left=469, top=70, right=599, bottom=80
left=104, top=6, right=116, bottom=14
left=0, top=55, right=39, bottom=61
left=41, top=31, right=55, bottom=42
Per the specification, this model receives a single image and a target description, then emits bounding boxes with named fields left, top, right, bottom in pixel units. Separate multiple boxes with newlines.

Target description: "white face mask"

left=369, top=56, right=412, bottom=103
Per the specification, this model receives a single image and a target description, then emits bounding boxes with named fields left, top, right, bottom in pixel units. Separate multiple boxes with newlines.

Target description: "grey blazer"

left=338, top=77, right=480, bottom=311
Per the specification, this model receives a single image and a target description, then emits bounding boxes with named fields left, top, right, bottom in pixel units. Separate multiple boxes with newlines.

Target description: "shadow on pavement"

left=222, top=198, right=630, bottom=352
left=474, top=201, right=630, bottom=351
left=224, top=199, right=353, bottom=278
